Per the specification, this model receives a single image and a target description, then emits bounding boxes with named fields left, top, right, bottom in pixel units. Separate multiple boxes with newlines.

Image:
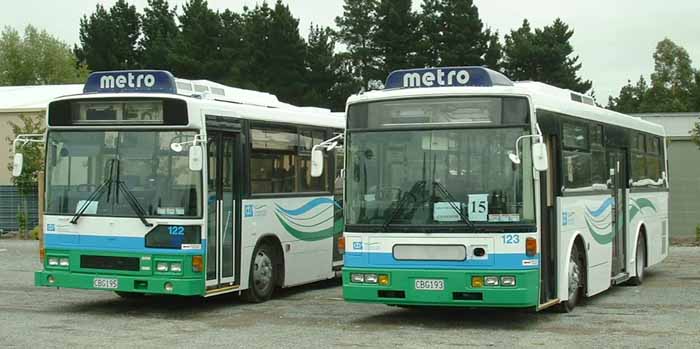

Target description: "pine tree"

left=240, top=3, right=273, bottom=91
left=503, top=19, right=592, bottom=93
left=438, top=0, right=488, bottom=66
left=335, top=0, right=380, bottom=89
left=170, top=0, right=225, bottom=80
left=77, top=1, right=141, bottom=70
left=373, top=0, right=420, bottom=80
left=266, top=0, right=307, bottom=105
left=140, top=0, right=178, bottom=70
left=219, top=9, right=246, bottom=86
left=416, top=0, right=442, bottom=67
left=304, top=25, right=337, bottom=108
left=483, top=29, right=503, bottom=70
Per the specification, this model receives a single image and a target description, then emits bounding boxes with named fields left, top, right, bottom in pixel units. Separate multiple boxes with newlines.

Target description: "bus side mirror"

left=311, top=148, right=324, bottom=177
left=189, top=145, right=203, bottom=171
left=532, top=142, right=549, bottom=172
left=12, top=153, right=24, bottom=177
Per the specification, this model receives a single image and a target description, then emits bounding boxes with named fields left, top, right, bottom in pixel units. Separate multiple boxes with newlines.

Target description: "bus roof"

left=347, top=67, right=665, bottom=137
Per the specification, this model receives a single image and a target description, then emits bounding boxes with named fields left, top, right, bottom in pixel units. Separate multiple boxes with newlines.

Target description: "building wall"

left=668, top=139, right=700, bottom=237
left=0, top=111, right=44, bottom=186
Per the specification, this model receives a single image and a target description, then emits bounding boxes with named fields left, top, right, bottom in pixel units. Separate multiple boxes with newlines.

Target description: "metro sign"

left=83, top=70, right=177, bottom=94
left=384, top=66, right=514, bottom=89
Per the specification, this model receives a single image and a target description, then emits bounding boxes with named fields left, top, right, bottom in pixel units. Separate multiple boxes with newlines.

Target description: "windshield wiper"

left=431, top=181, right=477, bottom=232
left=382, top=180, right=426, bottom=231
left=115, top=160, right=153, bottom=227
left=71, top=159, right=117, bottom=224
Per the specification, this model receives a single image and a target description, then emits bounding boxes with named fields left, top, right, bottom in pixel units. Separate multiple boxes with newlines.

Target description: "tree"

left=484, top=29, right=503, bottom=70
left=170, top=0, right=225, bottom=80
left=219, top=9, right=246, bottom=86
left=328, top=52, right=364, bottom=111
left=266, top=0, right=308, bottom=104
left=415, top=0, right=442, bottom=67
left=140, top=0, right=178, bottom=70
left=0, top=25, right=87, bottom=86
left=438, top=0, right=488, bottom=67
left=303, top=25, right=337, bottom=108
left=373, top=0, right=420, bottom=80
left=77, top=1, right=141, bottom=70
left=503, top=19, right=592, bottom=93
left=5, top=115, right=44, bottom=239
left=335, top=0, right=380, bottom=90
left=608, top=76, right=648, bottom=113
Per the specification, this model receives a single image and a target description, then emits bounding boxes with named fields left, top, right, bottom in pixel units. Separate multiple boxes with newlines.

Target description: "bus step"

left=611, top=272, right=630, bottom=285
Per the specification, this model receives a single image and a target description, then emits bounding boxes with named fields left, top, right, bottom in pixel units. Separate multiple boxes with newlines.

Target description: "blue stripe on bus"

left=45, top=233, right=205, bottom=255
left=344, top=252, right=539, bottom=270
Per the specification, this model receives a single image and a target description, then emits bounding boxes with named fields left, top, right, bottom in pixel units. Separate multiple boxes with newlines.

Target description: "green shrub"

left=30, top=226, right=41, bottom=240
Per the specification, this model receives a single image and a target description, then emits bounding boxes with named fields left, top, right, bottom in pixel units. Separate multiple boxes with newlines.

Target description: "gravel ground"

left=1, top=240, right=699, bottom=348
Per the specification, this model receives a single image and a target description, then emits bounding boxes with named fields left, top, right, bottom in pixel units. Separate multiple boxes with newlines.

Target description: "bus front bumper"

left=343, top=267, right=539, bottom=308
left=35, top=270, right=204, bottom=296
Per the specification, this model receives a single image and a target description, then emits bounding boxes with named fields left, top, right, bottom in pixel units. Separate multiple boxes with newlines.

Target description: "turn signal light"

left=526, top=237, right=537, bottom=257
left=39, top=247, right=45, bottom=263
left=378, top=274, right=390, bottom=286
left=192, top=255, right=203, bottom=273
left=471, top=276, right=484, bottom=288
left=337, top=236, right=345, bottom=255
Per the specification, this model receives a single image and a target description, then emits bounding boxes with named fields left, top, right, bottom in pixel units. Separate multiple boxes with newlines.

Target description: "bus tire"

left=557, top=244, right=584, bottom=313
left=243, top=242, right=277, bottom=303
left=628, top=235, right=646, bottom=286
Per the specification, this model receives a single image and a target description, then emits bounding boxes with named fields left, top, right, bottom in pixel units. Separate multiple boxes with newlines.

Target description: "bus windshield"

left=45, top=130, right=202, bottom=218
left=346, top=102, right=535, bottom=229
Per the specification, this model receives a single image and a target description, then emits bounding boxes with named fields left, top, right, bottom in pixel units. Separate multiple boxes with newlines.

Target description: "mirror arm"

left=13, top=134, right=45, bottom=153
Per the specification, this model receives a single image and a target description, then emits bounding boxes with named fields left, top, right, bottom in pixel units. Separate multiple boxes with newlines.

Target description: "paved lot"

left=1, top=240, right=699, bottom=348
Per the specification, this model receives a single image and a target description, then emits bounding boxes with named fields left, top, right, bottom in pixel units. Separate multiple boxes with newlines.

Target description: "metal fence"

left=0, top=185, right=39, bottom=233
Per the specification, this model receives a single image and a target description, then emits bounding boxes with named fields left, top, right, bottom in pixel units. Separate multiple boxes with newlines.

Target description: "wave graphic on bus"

left=584, top=197, right=615, bottom=244
left=274, top=198, right=343, bottom=241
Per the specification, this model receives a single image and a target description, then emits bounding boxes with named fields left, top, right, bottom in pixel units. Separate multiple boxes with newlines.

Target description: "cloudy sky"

left=2, top=0, right=699, bottom=101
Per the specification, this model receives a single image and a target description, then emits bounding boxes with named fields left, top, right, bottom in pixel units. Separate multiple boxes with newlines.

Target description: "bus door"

left=608, top=148, right=627, bottom=277
left=206, top=132, right=241, bottom=289
left=539, top=134, right=559, bottom=304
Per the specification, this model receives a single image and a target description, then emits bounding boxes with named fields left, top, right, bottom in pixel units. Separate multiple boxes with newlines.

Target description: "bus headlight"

left=156, top=262, right=169, bottom=272
left=59, top=258, right=70, bottom=267
left=48, top=257, right=59, bottom=266
left=170, top=263, right=182, bottom=273
left=484, top=276, right=499, bottom=286
left=501, top=276, right=516, bottom=287
left=364, top=274, right=378, bottom=284
left=350, top=273, right=365, bottom=283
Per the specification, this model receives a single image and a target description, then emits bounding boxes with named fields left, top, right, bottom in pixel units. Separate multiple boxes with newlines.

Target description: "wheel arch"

left=254, top=234, right=286, bottom=287
left=562, top=232, right=589, bottom=300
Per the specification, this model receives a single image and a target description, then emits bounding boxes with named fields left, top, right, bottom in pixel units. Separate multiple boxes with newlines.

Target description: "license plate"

left=414, top=279, right=445, bottom=291
left=93, top=278, right=118, bottom=289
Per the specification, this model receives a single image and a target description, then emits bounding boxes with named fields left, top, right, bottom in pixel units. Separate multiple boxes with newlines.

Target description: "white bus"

left=313, top=66, right=668, bottom=311
left=18, top=70, right=345, bottom=301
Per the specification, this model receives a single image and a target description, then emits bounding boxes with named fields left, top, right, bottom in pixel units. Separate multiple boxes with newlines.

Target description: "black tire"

left=114, top=291, right=146, bottom=299
left=242, top=243, right=277, bottom=303
left=628, top=235, right=646, bottom=286
left=557, top=244, right=585, bottom=313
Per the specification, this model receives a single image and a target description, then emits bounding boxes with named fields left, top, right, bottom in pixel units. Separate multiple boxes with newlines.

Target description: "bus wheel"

left=628, top=236, right=646, bottom=286
left=557, top=245, right=584, bottom=313
left=243, top=243, right=276, bottom=303
left=114, top=291, right=146, bottom=299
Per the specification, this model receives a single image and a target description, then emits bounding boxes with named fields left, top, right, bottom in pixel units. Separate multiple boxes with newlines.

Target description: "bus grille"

left=80, top=255, right=140, bottom=271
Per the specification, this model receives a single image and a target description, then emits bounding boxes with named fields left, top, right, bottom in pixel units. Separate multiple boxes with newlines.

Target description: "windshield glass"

left=46, top=130, right=202, bottom=218
left=346, top=128, right=535, bottom=227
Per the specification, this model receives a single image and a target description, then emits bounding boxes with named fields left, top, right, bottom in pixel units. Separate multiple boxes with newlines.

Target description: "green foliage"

left=0, top=25, right=87, bottom=85
left=30, top=225, right=41, bottom=240
left=483, top=30, right=503, bottom=70
left=171, top=0, right=225, bottom=79
left=503, top=19, right=592, bottom=93
left=6, top=114, right=44, bottom=239
left=77, top=0, right=141, bottom=70
left=609, top=38, right=699, bottom=114
left=304, top=25, right=337, bottom=108
left=335, top=0, right=380, bottom=90
left=373, top=0, right=421, bottom=80
left=140, top=0, right=178, bottom=70
left=436, top=0, right=488, bottom=67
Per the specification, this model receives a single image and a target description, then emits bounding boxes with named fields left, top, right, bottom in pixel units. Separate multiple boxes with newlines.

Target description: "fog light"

left=48, top=257, right=59, bottom=266
left=192, top=255, right=203, bottom=272
left=471, top=276, right=484, bottom=288
left=47, top=275, right=55, bottom=284
left=378, top=274, right=390, bottom=286
left=484, top=276, right=499, bottom=286
left=164, top=282, right=173, bottom=292
left=501, top=276, right=516, bottom=287
left=350, top=273, right=365, bottom=283
left=364, top=274, right=378, bottom=284
left=170, top=263, right=182, bottom=273
left=156, top=262, right=169, bottom=272
left=59, top=258, right=70, bottom=267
